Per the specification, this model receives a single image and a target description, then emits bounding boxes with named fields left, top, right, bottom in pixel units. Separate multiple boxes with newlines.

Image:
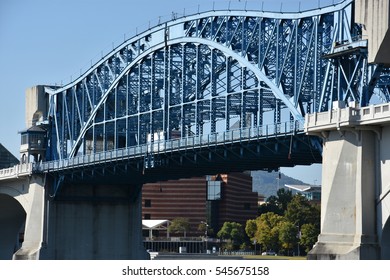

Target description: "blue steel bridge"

left=3, top=0, right=390, bottom=261
left=34, top=0, right=388, bottom=185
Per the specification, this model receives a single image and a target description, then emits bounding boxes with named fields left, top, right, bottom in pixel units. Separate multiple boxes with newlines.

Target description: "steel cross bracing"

left=44, top=0, right=389, bottom=162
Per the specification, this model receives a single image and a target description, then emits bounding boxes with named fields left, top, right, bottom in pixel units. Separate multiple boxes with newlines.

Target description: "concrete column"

left=355, top=0, right=390, bottom=64
left=128, top=185, right=150, bottom=260
left=40, top=183, right=149, bottom=260
left=377, top=126, right=390, bottom=259
left=25, top=86, right=48, bottom=128
left=308, top=129, right=380, bottom=259
left=13, top=176, right=45, bottom=260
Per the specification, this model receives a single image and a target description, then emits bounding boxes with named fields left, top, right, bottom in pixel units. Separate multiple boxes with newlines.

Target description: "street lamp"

left=296, top=224, right=301, bottom=256
left=201, top=221, right=209, bottom=253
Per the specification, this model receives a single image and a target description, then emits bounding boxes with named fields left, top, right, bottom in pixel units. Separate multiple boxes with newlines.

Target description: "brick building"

left=142, top=172, right=258, bottom=237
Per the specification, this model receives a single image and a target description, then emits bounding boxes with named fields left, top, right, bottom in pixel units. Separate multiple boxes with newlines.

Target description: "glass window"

left=207, top=181, right=221, bottom=200
left=21, top=134, right=28, bottom=145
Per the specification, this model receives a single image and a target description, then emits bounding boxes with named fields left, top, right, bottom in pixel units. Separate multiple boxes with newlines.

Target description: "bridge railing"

left=305, top=106, right=360, bottom=128
left=360, top=103, right=390, bottom=121
left=39, top=120, right=303, bottom=172
left=305, top=103, right=390, bottom=131
left=0, top=163, right=33, bottom=180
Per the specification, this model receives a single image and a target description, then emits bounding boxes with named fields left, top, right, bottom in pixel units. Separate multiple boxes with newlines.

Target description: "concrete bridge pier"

left=307, top=128, right=380, bottom=259
left=304, top=103, right=390, bottom=259
left=12, top=176, right=46, bottom=260
left=40, top=182, right=149, bottom=260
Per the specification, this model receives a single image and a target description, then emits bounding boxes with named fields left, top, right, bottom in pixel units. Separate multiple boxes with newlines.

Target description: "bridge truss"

left=44, top=0, right=389, bottom=163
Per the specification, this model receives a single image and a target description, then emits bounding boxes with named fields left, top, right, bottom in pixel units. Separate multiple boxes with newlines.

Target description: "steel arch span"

left=44, top=0, right=389, bottom=160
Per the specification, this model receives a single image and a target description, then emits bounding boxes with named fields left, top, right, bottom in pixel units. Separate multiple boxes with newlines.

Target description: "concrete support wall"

left=308, top=129, right=380, bottom=259
left=13, top=176, right=46, bottom=260
left=355, top=0, right=390, bottom=65
left=305, top=103, right=390, bottom=259
left=25, top=86, right=48, bottom=127
left=40, top=183, right=149, bottom=260
left=378, top=126, right=390, bottom=259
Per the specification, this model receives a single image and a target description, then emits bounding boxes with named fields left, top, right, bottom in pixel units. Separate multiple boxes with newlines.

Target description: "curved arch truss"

left=45, top=0, right=390, bottom=160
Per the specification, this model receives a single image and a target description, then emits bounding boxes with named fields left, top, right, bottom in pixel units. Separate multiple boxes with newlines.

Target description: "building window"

left=144, top=214, right=151, bottom=220
left=207, top=181, right=221, bottom=200
left=21, top=134, right=28, bottom=145
left=145, top=199, right=152, bottom=208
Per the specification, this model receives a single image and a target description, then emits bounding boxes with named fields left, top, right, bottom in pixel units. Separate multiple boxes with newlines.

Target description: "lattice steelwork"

left=45, top=0, right=389, bottom=160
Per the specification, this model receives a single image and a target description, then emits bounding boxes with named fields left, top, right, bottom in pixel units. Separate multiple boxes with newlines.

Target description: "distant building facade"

left=142, top=172, right=258, bottom=237
left=283, top=184, right=321, bottom=202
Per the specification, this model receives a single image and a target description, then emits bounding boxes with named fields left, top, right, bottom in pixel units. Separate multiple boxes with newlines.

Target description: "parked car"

left=262, top=251, right=277, bottom=256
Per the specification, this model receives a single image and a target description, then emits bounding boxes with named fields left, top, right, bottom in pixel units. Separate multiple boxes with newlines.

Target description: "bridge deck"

left=1, top=120, right=322, bottom=184
left=40, top=121, right=302, bottom=173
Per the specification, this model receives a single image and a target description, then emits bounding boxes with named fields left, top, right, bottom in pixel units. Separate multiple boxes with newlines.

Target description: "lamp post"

left=201, top=221, right=209, bottom=253
left=296, top=224, right=301, bottom=256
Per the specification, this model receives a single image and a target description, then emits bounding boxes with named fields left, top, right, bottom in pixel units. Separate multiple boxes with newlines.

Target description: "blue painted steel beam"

left=43, top=0, right=389, bottom=161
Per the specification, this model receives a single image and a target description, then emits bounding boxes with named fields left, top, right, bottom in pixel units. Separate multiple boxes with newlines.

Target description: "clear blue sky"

left=0, top=0, right=339, bottom=184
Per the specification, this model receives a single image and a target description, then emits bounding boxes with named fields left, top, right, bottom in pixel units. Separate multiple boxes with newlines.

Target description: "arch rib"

left=68, top=37, right=303, bottom=158
left=46, top=0, right=353, bottom=95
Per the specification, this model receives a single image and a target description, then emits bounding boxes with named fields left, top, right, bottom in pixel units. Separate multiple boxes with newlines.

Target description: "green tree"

left=168, top=217, right=190, bottom=237
left=254, top=212, right=283, bottom=252
left=285, top=195, right=320, bottom=227
left=275, top=188, right=293, bottom=213
left=258, top=188, right=293, bottom=216
left=217, top=222, right=245, bottom=249
left=300, top=223, right=320, bottom=253
left=248, top=193, right=321, bottom=256
left=278, top=221, right=299, bottom=255
left=258, top=199, right=282, bottom=216
left=245, top=219, right=257, bottom=242
left=283, top=195, right=320, bottom=256
left=197, top=222, right=214, bottom=237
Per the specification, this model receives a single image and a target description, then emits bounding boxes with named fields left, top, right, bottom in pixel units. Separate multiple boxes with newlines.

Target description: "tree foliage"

left=168, top=217, right=190, bottom=237
left=245, top=219, right=257, bottom=242
left=279, top=221, right=299, bottom=254
left=300, top=223, right=320, bottom=253
left=258, top=188, right=293, bottom=216
left=283, top=195, right=320, bottom=255
left=254, top=212, right=283, bottom=252
left=217, top=222, right=245, bottom=248
left=284, top=195, right=319, bottom=227
left=250, top=193, right=320, bottom=256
